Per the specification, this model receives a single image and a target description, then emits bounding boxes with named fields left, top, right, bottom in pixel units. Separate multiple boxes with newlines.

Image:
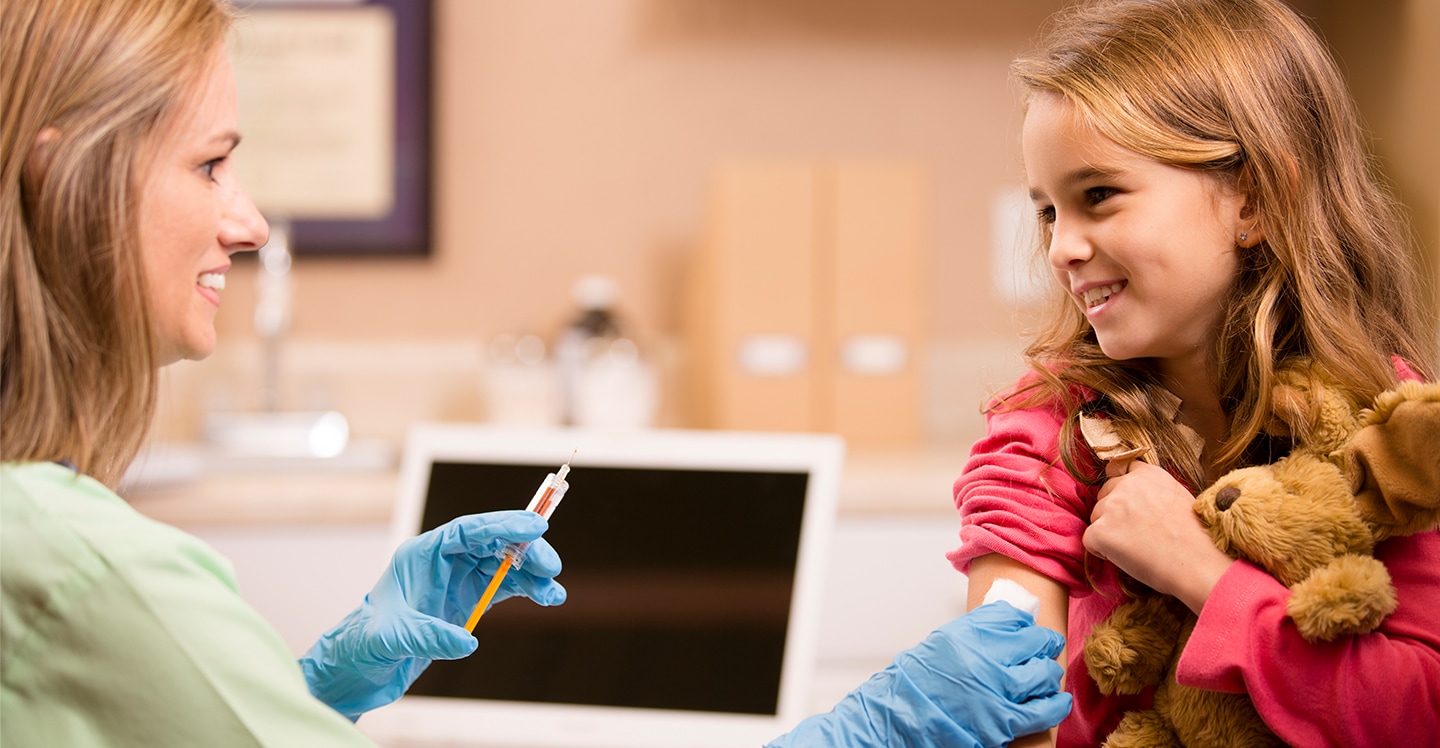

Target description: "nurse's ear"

left=24, top=127, right=61, bottom=184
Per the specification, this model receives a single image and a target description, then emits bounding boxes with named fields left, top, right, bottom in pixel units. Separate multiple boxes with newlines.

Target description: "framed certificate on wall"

left=230, top=0, right=432, bottom=256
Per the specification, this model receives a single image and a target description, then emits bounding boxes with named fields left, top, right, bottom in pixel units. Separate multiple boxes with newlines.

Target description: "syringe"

left=464, top=454, right=573, bottom=632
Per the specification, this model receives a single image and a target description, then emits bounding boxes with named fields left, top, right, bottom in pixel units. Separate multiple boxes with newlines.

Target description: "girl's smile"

left=1079, top=280, right=1127, bottom=314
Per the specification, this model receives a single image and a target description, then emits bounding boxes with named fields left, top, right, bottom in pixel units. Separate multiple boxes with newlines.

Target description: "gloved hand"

left=300, top=510, right=566, bottom=720
left=768, top=602, right=1071, bottom=748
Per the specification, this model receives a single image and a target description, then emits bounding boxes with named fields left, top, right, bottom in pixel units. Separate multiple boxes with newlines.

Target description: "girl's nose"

left=1047, top=216, right=1093, bottom=270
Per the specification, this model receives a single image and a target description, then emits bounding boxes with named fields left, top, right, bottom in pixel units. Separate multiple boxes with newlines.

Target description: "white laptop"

left=358, top=425, right=844, bottom=748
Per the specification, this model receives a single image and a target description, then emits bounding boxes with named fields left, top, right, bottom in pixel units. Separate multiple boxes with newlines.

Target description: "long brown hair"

left=1004, top=0, right=1437, bottom=489
left=2, top=0, right=236, bottom=486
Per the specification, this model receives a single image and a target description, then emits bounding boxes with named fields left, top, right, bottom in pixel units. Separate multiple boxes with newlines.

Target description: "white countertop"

left=123, top=440, right=972, bottom=526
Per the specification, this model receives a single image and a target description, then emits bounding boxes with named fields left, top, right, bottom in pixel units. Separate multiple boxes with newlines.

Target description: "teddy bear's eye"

left=1215, top=485, right=1241, bottom=511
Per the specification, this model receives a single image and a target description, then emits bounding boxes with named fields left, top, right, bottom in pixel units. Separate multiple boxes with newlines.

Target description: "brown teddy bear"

left=1082, top=368, right=1440, bottom=748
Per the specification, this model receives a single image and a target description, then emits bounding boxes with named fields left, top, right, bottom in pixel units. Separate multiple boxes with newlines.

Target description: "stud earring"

left=1239, top=232, right=1248, bottom=243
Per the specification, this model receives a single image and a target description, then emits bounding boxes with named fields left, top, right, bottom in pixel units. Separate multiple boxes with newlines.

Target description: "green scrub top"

left=1, top=462, right=377, bottom=746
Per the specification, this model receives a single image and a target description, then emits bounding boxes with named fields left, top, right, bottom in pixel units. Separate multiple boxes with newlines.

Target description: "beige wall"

left=1314, top=0, right=1440, bottom=310
left=179, top=0, right=1438, bottom=443
left=214, top=0, right=1058, bottom=340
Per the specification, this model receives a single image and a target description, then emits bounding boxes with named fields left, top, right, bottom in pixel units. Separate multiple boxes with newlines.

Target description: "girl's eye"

left=1035, top=205, right=1056, bottom=225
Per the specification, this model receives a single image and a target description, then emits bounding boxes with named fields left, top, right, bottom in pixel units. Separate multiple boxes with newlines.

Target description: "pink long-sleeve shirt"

left=947, top=365, right=1440, bottom=747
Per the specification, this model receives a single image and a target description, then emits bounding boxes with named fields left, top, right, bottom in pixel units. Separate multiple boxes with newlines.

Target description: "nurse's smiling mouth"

left=196, top=268, right=227, bottom=305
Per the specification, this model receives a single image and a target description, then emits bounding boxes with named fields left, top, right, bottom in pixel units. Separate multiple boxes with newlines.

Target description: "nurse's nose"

left=221, top=175, right=268, bottom=255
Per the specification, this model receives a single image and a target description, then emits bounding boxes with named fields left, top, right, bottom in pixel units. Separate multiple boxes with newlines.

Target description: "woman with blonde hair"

left=2, top=1, right=566, bottom=743
left=3, top=1, right=1075, bottom=745
left=950, top=0, right=1439, bottom=744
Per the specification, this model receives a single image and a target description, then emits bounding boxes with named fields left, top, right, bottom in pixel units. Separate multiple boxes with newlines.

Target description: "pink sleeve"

left=946, top=390, right=1097, bottom=594
left=1177, top=530, right=1440, bottom=746
left=1393, top=355, right=1422, bottom=383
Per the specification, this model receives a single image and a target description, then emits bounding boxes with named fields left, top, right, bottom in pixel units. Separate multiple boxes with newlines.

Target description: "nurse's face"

left=138, top=44, right=267, bottom=365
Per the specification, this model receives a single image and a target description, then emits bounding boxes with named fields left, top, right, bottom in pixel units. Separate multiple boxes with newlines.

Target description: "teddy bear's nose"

left=1215, top=484, right=1241, bottom=511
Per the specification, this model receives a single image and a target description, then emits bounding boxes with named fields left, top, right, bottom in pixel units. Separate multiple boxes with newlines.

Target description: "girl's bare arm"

left=966, top=553, right=1069, bottom=748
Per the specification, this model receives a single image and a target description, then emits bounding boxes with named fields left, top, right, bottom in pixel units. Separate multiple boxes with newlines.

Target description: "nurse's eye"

left=1085, top=186, right=1118, bottom=206
left=200, top=156, right=227, bottom=181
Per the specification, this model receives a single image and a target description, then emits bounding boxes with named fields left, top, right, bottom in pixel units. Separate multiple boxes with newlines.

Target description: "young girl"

left=948, top=0, right=1440, bottom=745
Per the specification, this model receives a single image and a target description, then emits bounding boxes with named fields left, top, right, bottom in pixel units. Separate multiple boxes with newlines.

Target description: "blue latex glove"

left=300, top=510, right=566, bottom=720
left=768, top=602, right=1071, bottom=748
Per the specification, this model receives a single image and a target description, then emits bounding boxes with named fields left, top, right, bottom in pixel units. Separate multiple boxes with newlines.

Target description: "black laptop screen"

left=407, top=461, right=809, bottom=716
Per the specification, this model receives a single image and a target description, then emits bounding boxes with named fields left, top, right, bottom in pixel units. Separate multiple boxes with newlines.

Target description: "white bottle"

left=483, top=333, right=560, bottom=426
left=553, top=276, right=657, bottom=430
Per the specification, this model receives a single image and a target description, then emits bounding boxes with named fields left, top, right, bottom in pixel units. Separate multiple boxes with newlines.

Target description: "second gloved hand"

left=300, top=510, right=566, bottom=721
left=768, top=601, right=1071, bottom=748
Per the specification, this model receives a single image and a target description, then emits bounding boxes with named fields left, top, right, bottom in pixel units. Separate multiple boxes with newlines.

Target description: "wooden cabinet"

left=687, top=161, right=927, bottom=445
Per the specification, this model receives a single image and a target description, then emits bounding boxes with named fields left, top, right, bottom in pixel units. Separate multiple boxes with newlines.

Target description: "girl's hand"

left=1083, top=461, right=1233, bottom=613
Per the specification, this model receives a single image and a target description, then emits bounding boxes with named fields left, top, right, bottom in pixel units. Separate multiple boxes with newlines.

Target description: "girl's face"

left=1023, top=92, right=1252, bottom=372
left=138, top=45, right=267, bottom=365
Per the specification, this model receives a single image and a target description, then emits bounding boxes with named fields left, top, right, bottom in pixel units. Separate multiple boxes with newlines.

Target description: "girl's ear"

left=1237, top=210, right=1265, bottom=248
left=1232, top=157, right=1278, bottom=249
left=1232, top=162, right=1266, bottom=248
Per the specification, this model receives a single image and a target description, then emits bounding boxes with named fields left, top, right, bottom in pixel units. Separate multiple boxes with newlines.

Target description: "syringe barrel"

left=502, top=472, right=570, bottom=570
left=525, top=473, right=569, bottom=519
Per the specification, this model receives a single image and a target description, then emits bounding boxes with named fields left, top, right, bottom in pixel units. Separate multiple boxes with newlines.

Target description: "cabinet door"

left=690, top=162, right=819, bottom=432
left=825, top=162, right=926, bottom=446
left=690, top=160, right=927, bottom=445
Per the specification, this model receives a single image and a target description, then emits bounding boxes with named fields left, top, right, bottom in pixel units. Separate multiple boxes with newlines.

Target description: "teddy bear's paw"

left=1084, top=628, right=1165, bottom=695
left=1160, top=683, right=1285, bottom=748
left=1287, top=554, right=1398, bottom=641
left=1083, top=598, right=1183, bottom=695
left=1100, top=710, right=1182, bottom=748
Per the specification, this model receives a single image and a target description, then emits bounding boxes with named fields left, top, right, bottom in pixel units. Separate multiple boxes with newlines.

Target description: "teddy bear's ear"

left=1348, top=381, right=1440, bottom=539
left=1267, top=360, right=1361, bottom=454
left=1264, top=360, right=1318, bottom=438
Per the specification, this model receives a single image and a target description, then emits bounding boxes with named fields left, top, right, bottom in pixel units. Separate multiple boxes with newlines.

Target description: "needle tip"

left=556, top=450, right=577, bottom=481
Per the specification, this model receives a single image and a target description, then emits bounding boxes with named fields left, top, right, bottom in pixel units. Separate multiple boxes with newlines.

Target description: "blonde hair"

left=1007, top=0, right=1437, bottom=488
left=2, top=0, right=236, bottom=486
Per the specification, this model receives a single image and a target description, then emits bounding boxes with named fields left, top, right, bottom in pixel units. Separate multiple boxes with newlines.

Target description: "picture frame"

left=234, top=0, right=432, bottom=257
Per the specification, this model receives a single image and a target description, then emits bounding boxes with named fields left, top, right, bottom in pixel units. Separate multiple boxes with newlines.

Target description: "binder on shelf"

left=688, top=160, right=927, bottom=446
left=826, top=163, right=925, bottom=446
left=687, top=163, right=818, bottom=432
